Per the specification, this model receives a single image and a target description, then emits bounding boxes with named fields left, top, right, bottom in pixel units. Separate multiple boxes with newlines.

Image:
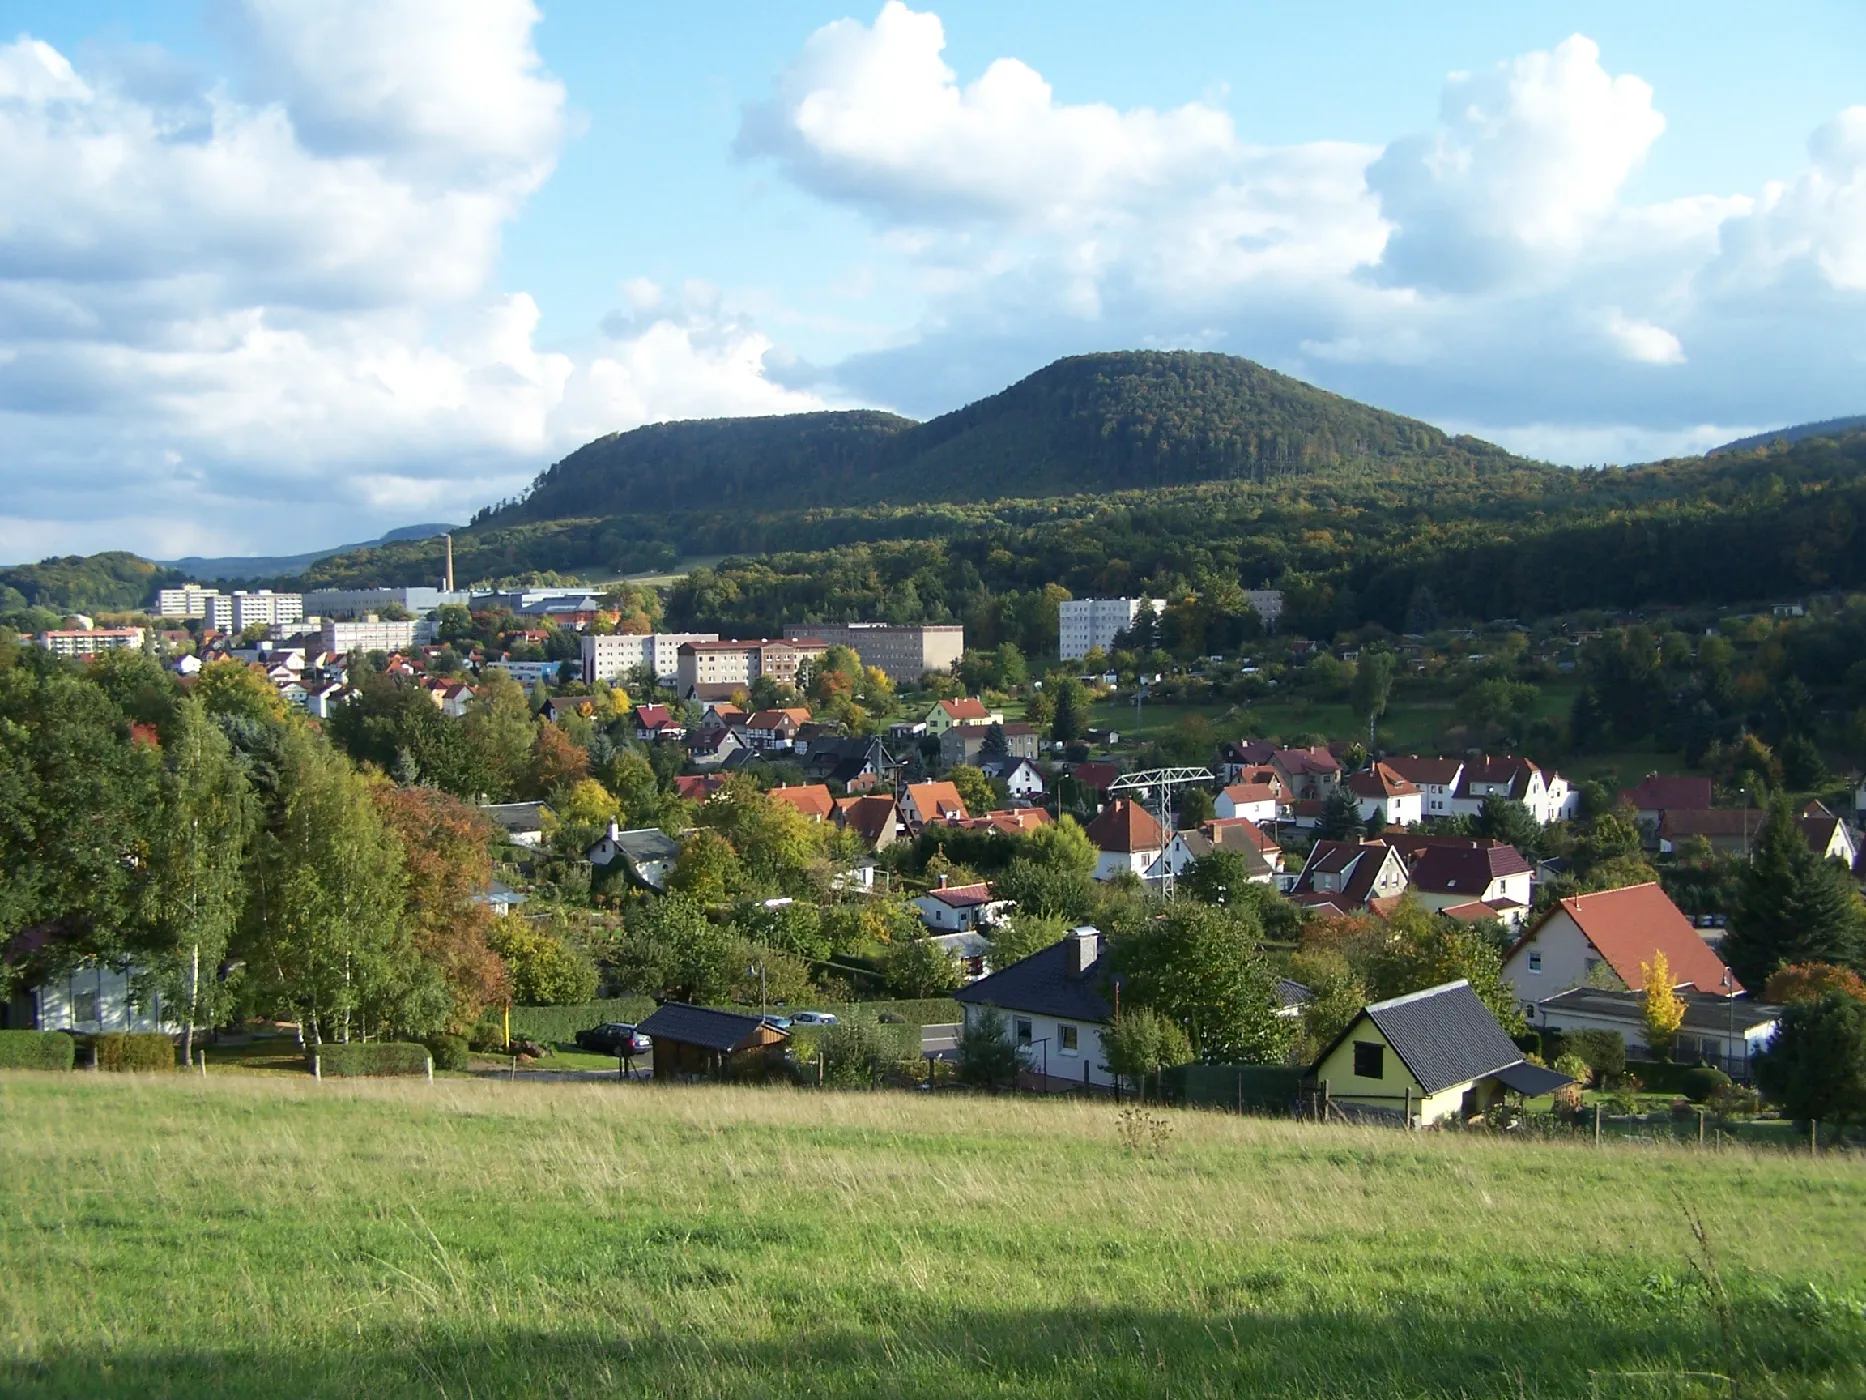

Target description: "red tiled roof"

left=904, top=781, right=969, bottom=823
left=1619, top=774, right=1714, bottom=812
left=1068, top=761, right=1122, bottom=792
left=635, top=704, right=675, bottom=729
left=1345, top=762, right=1420, bottom=800
left=1407, top=843, right=1532, bottom=895
left=1083, top=798, right=1164, bottom=854
left=935, top=808, right=1053, bottom=835
left=1275, top=745, right=1341, bottom=776
left=922, top=881, right=997, bottom=908
left=1516, top=882, right=1740, bottom=995
left=940, top=698, right=993, bottom=722
left=1383, top=756, right=1465, bottom=787
left=1221, top=781, right=1280, bottom=805
left=768, top=784, right=834, bottom=821
left=673, top=774, right=726, bottom=802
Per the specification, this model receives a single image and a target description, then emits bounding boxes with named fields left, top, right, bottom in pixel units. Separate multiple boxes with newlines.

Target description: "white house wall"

left=1501, top=912, right=1601, bottom=1009
left=32, top=963, right=181, bottom=1034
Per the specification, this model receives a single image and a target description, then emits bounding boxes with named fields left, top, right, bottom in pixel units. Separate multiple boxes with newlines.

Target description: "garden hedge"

left=0, top=1030, right=76, bottom=1071
left=1627, top=1059, right=1732, bottom=1097
left=508, top=997, right=656, bottom=1046
left=93, top=1033, right=178, bottom=1073
left=425, top=1035, right=470, bottom=1072
left=314, top=1043, right=432, bottom=1078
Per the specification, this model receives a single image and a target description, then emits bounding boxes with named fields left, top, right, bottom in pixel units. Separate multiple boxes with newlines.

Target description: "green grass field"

left=3, top=1075, right=1864, bottom=1398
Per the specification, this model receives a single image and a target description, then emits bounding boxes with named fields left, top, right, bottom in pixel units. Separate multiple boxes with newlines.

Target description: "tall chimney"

left=1066, top=926, right=1099, bottom=977
left=444, top=534, right=455, bottom=593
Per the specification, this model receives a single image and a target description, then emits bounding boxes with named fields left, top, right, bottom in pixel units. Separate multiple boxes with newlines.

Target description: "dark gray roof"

left=614, top=829, right=680, bottom=863
left=954, top=937, right=1114, bottom=1023
left=1536, top=986, right=1781, bottom=1035
left=478, top=801, right=548, bottom=832
left=1492, top=1061, right=1574, bottom=1096
left=637, top=1002, right=785, bottom=1053
left=1277, top=979, right=1314, bottom=1009
left=1330, top=980, right=1525, bottom=1095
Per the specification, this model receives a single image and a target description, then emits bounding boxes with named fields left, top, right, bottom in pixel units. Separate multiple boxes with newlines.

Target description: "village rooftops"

left=1406, top=843, right=1533, bottom=895
left=1511, top=882, right=1741, bottom=995
left=1619, top=774, right=1714, bottom=812
left=1345, top=763, right=1420, bottom=800
left=922, top=881, right=997, bottom=908
left=1083, top=798, right=1164, bottom=853
left=954, top=928, right=1113, bottom=1023
left=1383, top=756, right=1466, bottom=787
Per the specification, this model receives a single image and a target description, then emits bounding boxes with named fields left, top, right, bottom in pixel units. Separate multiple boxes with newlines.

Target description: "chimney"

left=444, top=533, right=455, bottom=593
left=937, top=873, right=949, bottom=889
left=605, top=819, right=621, bottom=842
left=1066, top=926, right=1099, bottom=977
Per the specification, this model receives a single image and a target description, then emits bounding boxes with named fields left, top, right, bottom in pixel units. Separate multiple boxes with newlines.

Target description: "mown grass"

left=2, top=1075, right=1863, bottom=1398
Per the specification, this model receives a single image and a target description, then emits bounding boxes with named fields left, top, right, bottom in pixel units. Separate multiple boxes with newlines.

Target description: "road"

left=922, top=1023, right=961, bottom=1057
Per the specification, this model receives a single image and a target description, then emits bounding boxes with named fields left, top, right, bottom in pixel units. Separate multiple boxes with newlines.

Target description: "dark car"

left=575, top=1022, right=651, bottom=1055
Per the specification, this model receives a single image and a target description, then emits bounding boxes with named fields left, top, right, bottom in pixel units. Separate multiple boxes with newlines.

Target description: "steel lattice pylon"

left=1107, top=766, right=1215, bottom=899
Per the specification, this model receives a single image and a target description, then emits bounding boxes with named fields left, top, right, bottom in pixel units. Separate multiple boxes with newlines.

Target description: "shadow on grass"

left=8, top=1291, right=1863, bottom=1400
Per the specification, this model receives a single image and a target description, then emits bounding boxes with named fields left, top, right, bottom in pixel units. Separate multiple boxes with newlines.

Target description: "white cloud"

left=1604, top=309, right=1685, bottom=365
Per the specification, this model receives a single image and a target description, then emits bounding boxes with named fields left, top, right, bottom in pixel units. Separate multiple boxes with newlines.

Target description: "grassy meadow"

left=3, top=1074, right=1865, bottom=1399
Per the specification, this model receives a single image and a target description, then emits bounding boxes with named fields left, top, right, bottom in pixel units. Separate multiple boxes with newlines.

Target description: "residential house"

left=633, top=704, right=684, bottom=743
left=953, top=927, right=1117, bottom=1091
left=939, top=721, right=1039, bottom=768
left=1383, top=757, right=1466, bottom=821
left=801, top=736, right=897, bottom=792
left=741, top=707, right=811, bottom=752
left=3, top=960, right=183, bottom=1034
left=1530, top=986, right=1781, bottom=1079
left=1799, top=801, right=1859, bottom=866
left=587, top=822, right=681, bottom=891
left=900, top=781, right=970, bottom=833
left=1215, top=776, right=1280, bottom=823
left=698, top=702, right=747, bottom=733
left=673, top=774, right=727, bottom=803
left=1345, top=763, right=1424, bottom=829
left=305, top=682, right=355, bottom=720
left=1201, top=817, right=1287, bottom=880
left=982, top=756, right=1046, bottom=801
left=1657, top=808, right=1767, bottom=857
left=685, top=726, right=746, bottom=770
left=1066, top=761, right=1123, bottom=800
left=924, top=696, right=1002, bottom=736
left=768, top=784, right=836, bottom=823
left=479, top=801, right=549, bottom=848
left=1145, top=828, right=1224, bottom=883
left=1310, top=980, right=1572, bottom=1126
left=1501, top=882, right=1742, bottom=1012
left=1290, top=840, right=1410, bottom=912
left=636, top=1003, right=789, bottom=1080
left=1619, top=773, right=1715, bottom=834
left=911, top=879, right=1013, bottom=932
left=932, top=808, right=1053, bottom=837
left=930, top=931, right=992, bottom=980
left=1272, top=746, right=1342, bottom=801
left=1215, top=739, right=1280, bottom=783
left=1451, top=756, right=1579, bottom=825
left=1405, top=844, right=1535, bottom=930
left=472, top=882, right=527, bottom=918
left=835, top=793, right=903, bottom=850
left=1082, top=798, right=1166, bottom=881
left=429, top=680, right=474, bottom=718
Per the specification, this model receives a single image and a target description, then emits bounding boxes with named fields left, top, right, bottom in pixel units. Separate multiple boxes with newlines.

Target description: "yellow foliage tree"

left=1640, top=950, right=1686, bottom=1062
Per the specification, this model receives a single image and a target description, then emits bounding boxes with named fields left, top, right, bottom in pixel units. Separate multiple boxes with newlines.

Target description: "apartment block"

left=1057, top=598, right=1166, bottom=660
left=155, top=585, right=219, bottom=619
left=304, top=587, right=465, bottom=618
left=321, top=617, right=418, bottom=654
left=206, top=590, right=304, bottom=633
left=676, top=637, right=829, bottom=698
left=581, top=631, right=720, bottom=685
left=39, top=627, right=146, bottom=657
left=1244, top=589, right=1285, bottom=631
left=781, top=622, right=965, bottom=683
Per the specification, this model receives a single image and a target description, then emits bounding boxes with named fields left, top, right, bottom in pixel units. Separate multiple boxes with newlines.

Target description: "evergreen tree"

left=1753, top=992, right=1866, bottom=1127
left=1050, top=679, right=1088, bottom=743
left=1316, top=786, right=1365, bottom=842
left=1723, top=796, right=1866, bottom=990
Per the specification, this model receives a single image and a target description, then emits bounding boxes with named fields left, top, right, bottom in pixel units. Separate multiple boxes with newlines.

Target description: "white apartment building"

left=321, top=617, right=418, bottom=653
left=781, top=622, right=965, bottom=683
left=207, top=590, right=304, bottom=633
left=1058, top=598, right=1166, bottom=660
left=675, top=638, right=828, bottom=697
left=156, top=584, right=220, bottom=619
left=1245, top=589, right=1284, bottom=631
left=581, top=631, right=720, bottom=685
left=38, top=627, right=145, bottom=657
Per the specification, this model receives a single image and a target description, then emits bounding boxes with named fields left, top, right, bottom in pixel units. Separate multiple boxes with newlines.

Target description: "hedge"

left=0, top=1030, right=76, bottom=1071
left=1627, top=1059, right=1732, bottom=1097
left=509, top=997, right=656, bottom=1046
left=426, top=1035, right=471, bottom=1072
left=315, top=1043, right=432, bottom=1078
left=94, top=1033, right=177, bottom=1073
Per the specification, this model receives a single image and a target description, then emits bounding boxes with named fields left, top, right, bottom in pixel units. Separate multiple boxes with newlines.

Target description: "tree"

left=1753, top=992, right=1866, bottom=1127
left=610, top=893, right=736, bottom=1003
left=1364, top=897, right=1525, bottom=1034
left=1024, top=689, right=1056, bottom=732
left=883, top=938, right=962, bottom=998
left=667, top=829, right=743, bottom=904
left=1287, top=948, right=1367, bottom=1061
left=1474, top=796, right=1539, bottom=853
left=1640, top=951, right=1686, bottom=1061
left=1764, top=962, right=1866, bottom=1006
left=1101, top=1008, right=1194, bottom=1098
left=193, top=659, right=290, bottom=726
left=1778, top=732, right=1828, bottom=792
left=954, top=1007, right=1019, bottom=1089
left=1179, top=849, right=1260, bottom=907
left=948, top=765, right=996, bottom=818
left=978, top=723, right=1010, bottom=765
left=1050, top=678, right=1089, bottom=743
left=987, top=913, right=1069, bottom=968
left=488, top=916, right=598, bottom=1005
left=1349, top=648, right=1395, bottom=745
left=1111, top=902, right=1292, bottom=1063
left=463, top=671, right=535, bottom=801
left=1316, top=786, right=1365, bottom=842
left=994, top=857, right=1097, bottom=923
left=1723, top=796, right=1866, bottom=990
left=525, top=722, right=589, bottom=800
left=1023, top=814, right=1098, bottom=874
left=1178, top=785, right=1215, bottom=828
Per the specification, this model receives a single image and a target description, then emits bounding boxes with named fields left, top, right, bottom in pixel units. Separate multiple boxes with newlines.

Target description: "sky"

left=4, top=1, right=1865, bottom=563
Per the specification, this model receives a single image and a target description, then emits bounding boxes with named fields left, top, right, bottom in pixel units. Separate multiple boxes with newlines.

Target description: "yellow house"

left=1310, top=980, right=1570, bottom=1127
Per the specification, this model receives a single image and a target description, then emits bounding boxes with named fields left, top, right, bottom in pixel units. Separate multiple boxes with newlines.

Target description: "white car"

left=788, top=1011, right=839, bottom=1027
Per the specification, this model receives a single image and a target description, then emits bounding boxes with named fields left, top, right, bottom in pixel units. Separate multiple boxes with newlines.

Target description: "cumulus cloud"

left=744, top=6, right=1866, bottom=457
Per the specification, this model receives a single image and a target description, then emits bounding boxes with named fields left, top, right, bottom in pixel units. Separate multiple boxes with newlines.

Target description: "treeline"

left=0, top=551, right=182, bottom=615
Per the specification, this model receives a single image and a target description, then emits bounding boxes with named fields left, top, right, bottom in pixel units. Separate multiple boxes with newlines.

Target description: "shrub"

left=507, top=997, right=655, bottom=1046
left=467, top=1019, right=508, bottom=1053
left=94, top=1033, right=177, bottom=1073
left=0, top=1030, right=76, bottom=1071
left=808, top=1018, right=918, bottom=1088
left=1553, top=1052, right=1592, bottom=1087
left=426, top=1035, right=470, bottom=1072
left=1565, top=1030, right=1626, bottom=1082
left=954, top=1007, right=1020, bottom=1090
left=315, top=1043, right=432, bottom=1078
left=1679, top=1065, right=1732, bottom=1103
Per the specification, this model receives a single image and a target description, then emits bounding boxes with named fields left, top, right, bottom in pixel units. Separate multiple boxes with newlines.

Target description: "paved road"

left=922, top=1023, right=961, bottom=1056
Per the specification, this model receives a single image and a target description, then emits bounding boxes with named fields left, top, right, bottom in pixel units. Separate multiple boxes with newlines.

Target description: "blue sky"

left=4, top=1, right=1865, bottom=559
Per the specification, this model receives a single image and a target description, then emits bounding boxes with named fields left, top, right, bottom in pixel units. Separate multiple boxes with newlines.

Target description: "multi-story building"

left=781, top=622, right=964, bottom=683
left=38, top=627, right=146, bottom=657
left=581, top=632, right=720, bottom=685
left=676, top=638, right=828, bottom=698
left=155, top=584, right=220, bottom=619
left=1058, top=598, right=1166, bottom=660
left=485, top=660, right=571, bottom=688
left=303, top=587, right=465, bottom=618
left=321, top=617, right=418, bottom=654
left=1244, top=589, right=1284, bottom=631
left=206, top=591, right=304, bottom=633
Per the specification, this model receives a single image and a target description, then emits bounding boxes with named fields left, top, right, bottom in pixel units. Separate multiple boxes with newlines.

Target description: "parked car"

left=788, top=1011, right=839, bottom=1027
left=574, top=1022, right=651, bottom=1055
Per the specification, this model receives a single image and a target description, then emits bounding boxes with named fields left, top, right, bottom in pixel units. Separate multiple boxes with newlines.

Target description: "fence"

left=1161, top=1063, right=1306, bottom=1114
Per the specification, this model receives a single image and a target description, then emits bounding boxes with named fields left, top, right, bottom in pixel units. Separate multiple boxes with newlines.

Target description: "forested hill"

left=484, top=351, right=1543, bottom=525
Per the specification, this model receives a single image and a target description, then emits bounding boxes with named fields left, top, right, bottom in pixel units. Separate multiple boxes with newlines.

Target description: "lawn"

left=3, top=1075, right=1865, bottom=1398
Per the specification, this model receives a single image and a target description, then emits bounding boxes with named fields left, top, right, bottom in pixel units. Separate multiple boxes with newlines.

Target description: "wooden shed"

left=636, top=1003, right=790, bottom=1080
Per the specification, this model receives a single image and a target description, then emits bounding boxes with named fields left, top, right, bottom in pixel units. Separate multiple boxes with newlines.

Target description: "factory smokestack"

left=444, top=534, right=455, bottom=593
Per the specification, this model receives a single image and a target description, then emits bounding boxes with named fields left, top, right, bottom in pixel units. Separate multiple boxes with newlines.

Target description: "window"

left=1015, top=1018, right=1033, bottom=1046
left=1059, top=1025, right=1079, bottom=1055
left=1527, top=951, right=1543, bottom=973
left=1352, top=1041, right=1384, bottom=1078
left=72, top=989, right=99, bottom=1026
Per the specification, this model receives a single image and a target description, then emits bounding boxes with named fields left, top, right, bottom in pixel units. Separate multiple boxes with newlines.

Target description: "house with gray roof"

left=954, top=927, right=1115, bottom=1090
left=587, top=821, right=681, bottom=891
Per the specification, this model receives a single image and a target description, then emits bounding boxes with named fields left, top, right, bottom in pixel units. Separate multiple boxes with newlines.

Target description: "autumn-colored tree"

left=525, top=721, right=589, bottom=799
left=372, top=785, right=510, bottom=1030
left=1764, top=962, right=1866, bottom=1006
left=1640, top=950, right=1686, bottom=1061
left=193, top=658, right=289, bottom=726
left=948, top=764, right=997, bottom=818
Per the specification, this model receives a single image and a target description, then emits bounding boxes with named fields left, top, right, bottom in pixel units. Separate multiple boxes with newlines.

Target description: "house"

left=1201, top=817, right=1287, bottom=879
left=586, top=822, right=681, bottom=891
left=3, top=960, right=183, bottom=1034
left=1082, top=798, right=1165, bottom=882
left=471, top=881, right=527, bottom=918
left=768, top=784, right=835, bottom=824
left=1530, top=986, right=1782, bottom=1079
left=1657, top=807, right=1767, bottom=857
left=1383, top=757, right=1466, bottom=820
left=932, top=808, right=1053, bottom=837
left=801, top=736, right=897, bottom=792
left=685, top=726, right=746, bottom=770
left=430, top=681, right=475, bottom=718
left=1271, top=746, right=1342, bottom=801
left=1619, top=773, right=1714, bottom=832
left=633, top=704, right=684, bottom=743
left=1310, top=980, right=1572, bottom=1126
left=698, top=702, right=747, bottom=732
left=741, top=707, right=811, bottom=751
left=479, top=801, right=549, bottom=848
left=1501, top=883, right=1742, bottom=1011
left=1215, top=778, right=1280, bottom=823
left=1066, top=761, right=1123, bottom=799
left=939, top=721, right=1040, bottom=768
left=953, top=927, right=1117, bottom=1091
left=982, top=756, right=1046, bottom=801
left=911, top=880, right=1012, bottom=932
left=1290, top=840, right=1410, bottom=911
left=930, top=931, right=992, bottom=980
left=901, top=781, right=970, bottom=832
left=673, top=774, right=726, bottom=803
left=1405, top=844, right=1535, bottom=929
left=1144, top=828, right=1235, bottom=883
left=1345, top=763, right=1424, bottom=829
left=1451, top=756, right=1579, bottom=825
left=924, top=697, right=1001, bottom=736
left=635, top=1003, right=789, bottom=1080
left=305, top=682, right=354, bottom=719
left=835, top=793, right=903, bottom=850
left=1215, top=739, right=1279, bottom=783
left=1799, top=801, right=1859, bottom=866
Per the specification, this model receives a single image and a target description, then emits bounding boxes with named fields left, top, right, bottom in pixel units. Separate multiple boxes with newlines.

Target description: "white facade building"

left=581, top=631, right=720, bottom=684
left=206, top=590, right=304, bottom=633
left=38, top=628, right=145, bottom=657
left=15, top=961, right=182, bottom=1034
left=1244, top=589, right=1285, bottom=631
left=156, top=584, right=220, bottom=619
left=1058, top=598, right=1167, bottom=660
left=322, top=618, right=418, bottom=654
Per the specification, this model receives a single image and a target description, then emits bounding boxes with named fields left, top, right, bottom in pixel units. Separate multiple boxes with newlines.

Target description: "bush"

left=426, top=1035, right=470, bottom=1072
left=507, top=997, right=655, bottom=1046
left=1553, top=1052, right=1592, bottom=1087
left=1679, top=1065, right=1732, bottom=1103
left=1565, top=1030, right=1626, bottom=1082
left=315, top=1043, right=431, bottom=1078
left=954, top=1007, right=1019, bottom=1090
left=0, top=1030, right=76, bottom=1071
left=805, top=1018, right=919, bottom=1088
left=1626, top=1060, right=1732, bottom=1097
left=467, top=1019, right=508, bottom=1052
left=94, top=1033, right=176, bottom=1073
